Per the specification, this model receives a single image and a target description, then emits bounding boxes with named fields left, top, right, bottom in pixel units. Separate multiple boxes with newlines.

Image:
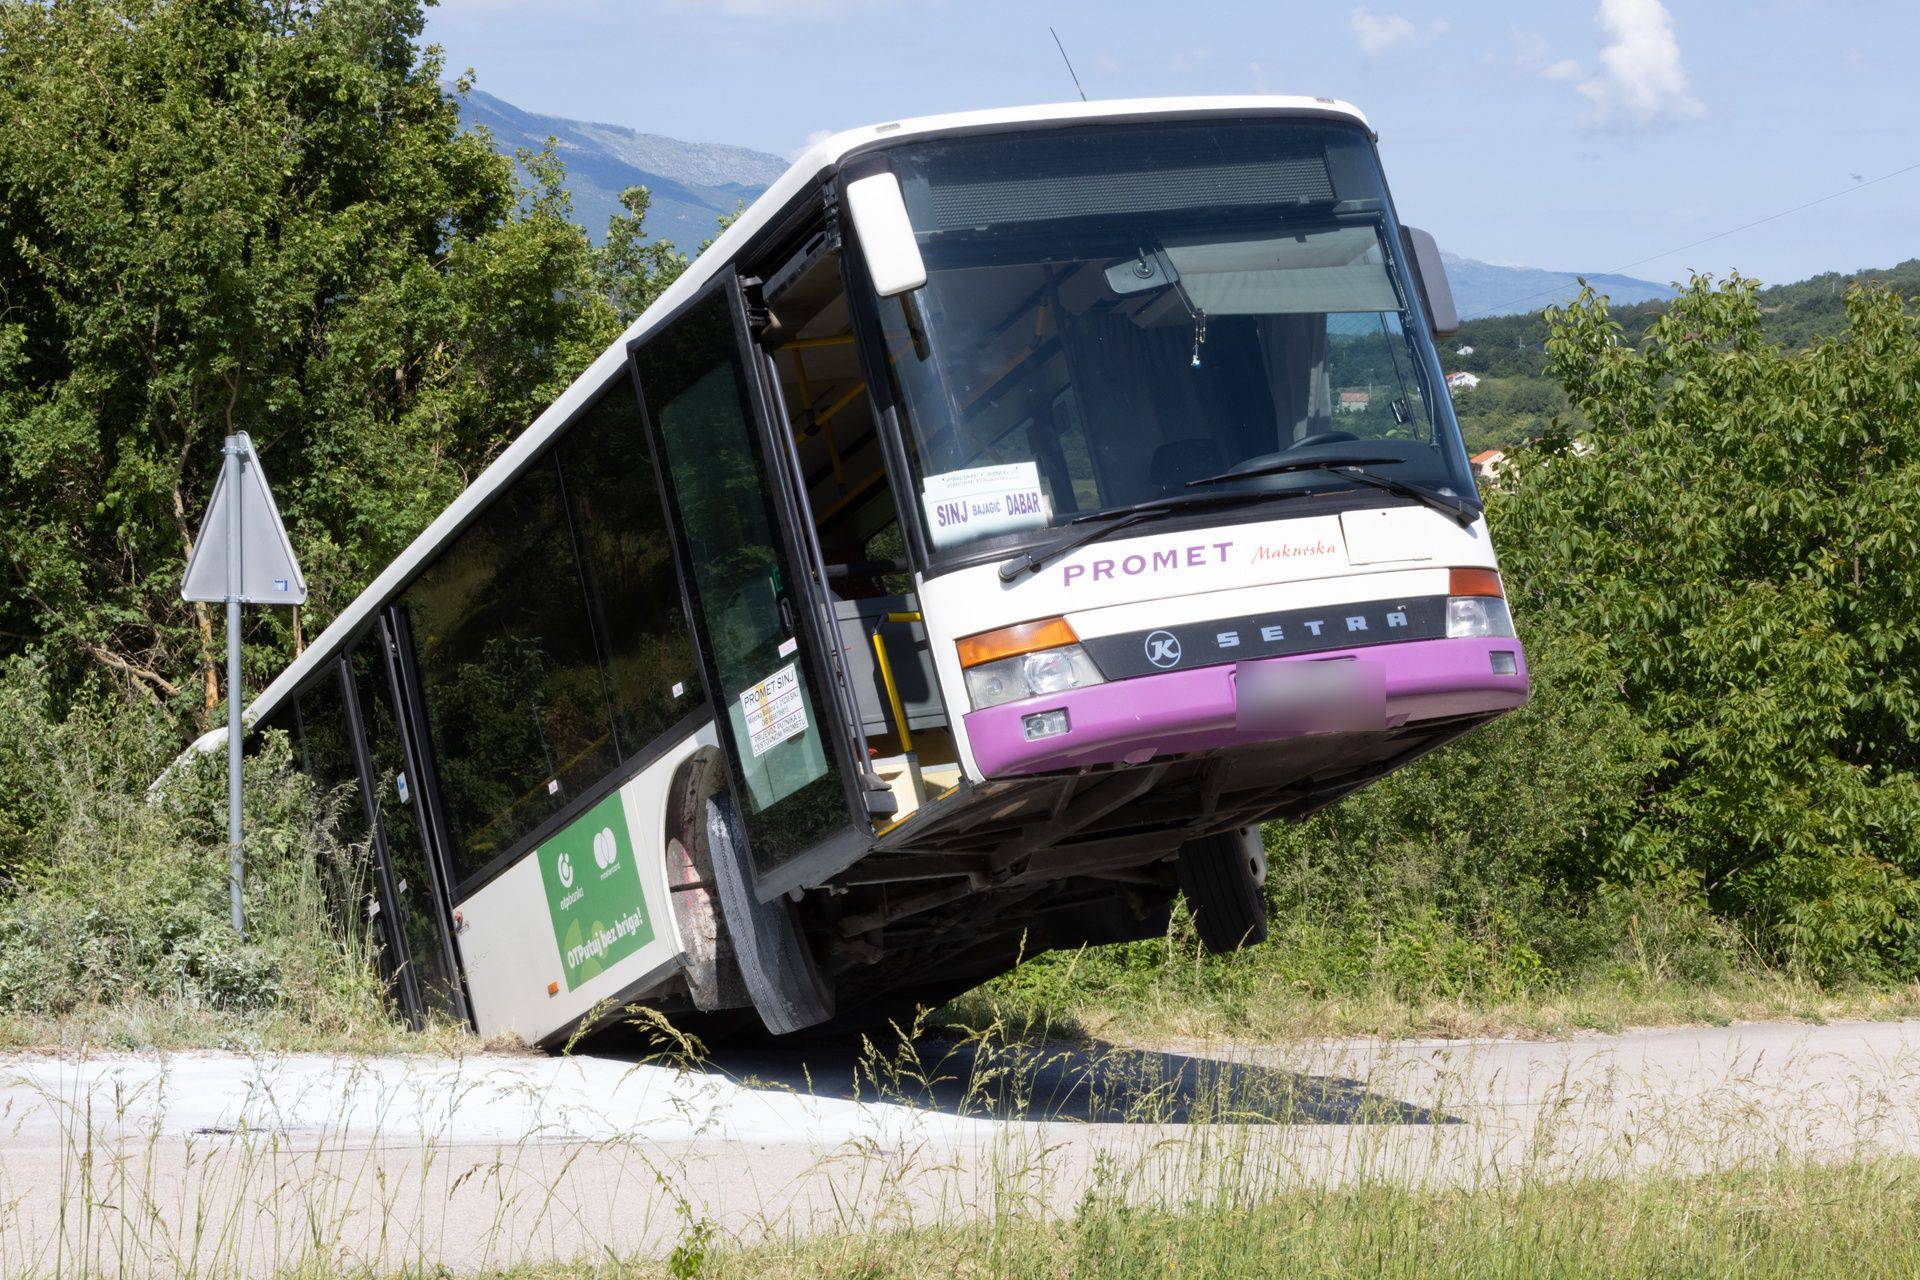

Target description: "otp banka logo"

left=1144, top=630, right=1183, bottom=669
left=556, top=851, right=575, bottom=889
left=592, top=827, right=618, bottom=871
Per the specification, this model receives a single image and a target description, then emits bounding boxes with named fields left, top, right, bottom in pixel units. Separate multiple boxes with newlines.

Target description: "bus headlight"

left=1446, top=596, right=1516, bottom=638
left=965, top=644, right=1104, bottom=710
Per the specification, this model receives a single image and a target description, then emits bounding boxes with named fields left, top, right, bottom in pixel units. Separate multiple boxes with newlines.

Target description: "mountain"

left=454, top=88, right=790, bottom=250
left=452, top=89, right=1681, bottom=312
left=1443, top=252, right=1676, bottom=319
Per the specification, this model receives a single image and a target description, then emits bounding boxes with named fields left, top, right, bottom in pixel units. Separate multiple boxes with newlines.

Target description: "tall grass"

left=956, top=898, right=1920, bottom=1045
left=4, top=1005, right=1920, bottom=1278
left=0, top=658, right=410, bottom=1052
left=587, top=1157, right=1920, bottom=1279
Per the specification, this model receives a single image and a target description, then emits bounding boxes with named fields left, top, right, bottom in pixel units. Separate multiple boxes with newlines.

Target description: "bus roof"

left=233, top=95, right=1371, bottom=742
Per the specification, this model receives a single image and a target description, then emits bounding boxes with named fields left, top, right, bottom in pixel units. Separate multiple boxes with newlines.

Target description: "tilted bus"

left=240, top=96, right=1530, bottom=1042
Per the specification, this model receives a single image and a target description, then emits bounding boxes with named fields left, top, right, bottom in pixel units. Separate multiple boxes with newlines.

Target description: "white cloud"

left=1350, top=8, right=1448, bottom=58
left=1575, top=0, right=1703, bottom=127
left=1541, top=58, right=1582, bottom=82
left=1511, top=27, right=1552, bottom=69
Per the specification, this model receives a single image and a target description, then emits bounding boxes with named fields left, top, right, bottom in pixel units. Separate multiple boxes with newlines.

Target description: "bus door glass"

left=348, top=628, right=469, bottom=1026
left=296, top=658, right=411, bottom=1011
left=632, top=278, right=865, bottom=896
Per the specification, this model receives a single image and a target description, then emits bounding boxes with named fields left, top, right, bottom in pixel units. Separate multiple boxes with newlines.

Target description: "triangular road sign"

left=181, top=432, right=308, bottom=605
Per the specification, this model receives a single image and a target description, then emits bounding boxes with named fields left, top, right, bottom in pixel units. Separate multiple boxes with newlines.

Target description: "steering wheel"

left=1287, top=430, right=1360, bottom=451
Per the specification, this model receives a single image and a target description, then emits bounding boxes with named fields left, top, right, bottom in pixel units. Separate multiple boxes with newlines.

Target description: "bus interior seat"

left=760, top=236, right=959, bottom=822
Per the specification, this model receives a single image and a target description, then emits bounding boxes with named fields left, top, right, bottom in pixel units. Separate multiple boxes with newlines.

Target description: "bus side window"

left=400, top=378, right=702, bottom=887
left=556, top=379, right=705, bottom=750
left=402, top=456, right=615, bottom=879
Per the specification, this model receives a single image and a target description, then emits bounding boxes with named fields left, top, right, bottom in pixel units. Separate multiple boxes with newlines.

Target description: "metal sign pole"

left=225, top=435, right=245, bottom=939
left=183, top=429, right=304, bottom=941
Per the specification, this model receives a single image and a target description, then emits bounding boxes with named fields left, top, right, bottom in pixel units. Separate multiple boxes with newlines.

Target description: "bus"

left=240, top=96, right=1529, bottom=1043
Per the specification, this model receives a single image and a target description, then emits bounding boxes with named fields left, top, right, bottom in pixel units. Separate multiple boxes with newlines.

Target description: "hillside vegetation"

left=2, top=0, right=1920, bottom=1045
left=1450, top=259, right=1920, bottom=453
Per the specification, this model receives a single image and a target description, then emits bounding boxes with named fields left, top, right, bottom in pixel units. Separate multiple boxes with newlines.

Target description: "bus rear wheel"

left=1175, top=828, right=1268, bottom=954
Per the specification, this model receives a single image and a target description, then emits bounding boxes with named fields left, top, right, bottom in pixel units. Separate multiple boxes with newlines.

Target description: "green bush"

left=1496, top=278, right=1920, bottom=976
left=0, top=658, right=387, bottom=1029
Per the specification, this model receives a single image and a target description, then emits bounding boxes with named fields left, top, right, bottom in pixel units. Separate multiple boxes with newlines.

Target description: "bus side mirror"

left=846, top=172, right=927, bottom=298
left=1399, top=226, right=1460, bottom=338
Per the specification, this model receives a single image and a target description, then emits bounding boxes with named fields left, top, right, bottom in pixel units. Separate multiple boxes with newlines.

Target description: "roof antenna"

left=1050, top=26, right=1088, bottom=102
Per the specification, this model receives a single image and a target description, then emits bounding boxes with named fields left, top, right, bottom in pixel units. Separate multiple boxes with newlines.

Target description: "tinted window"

left=351, top=640, right=465, bottom=1021
left=289, top=666, right=400, bottom=977
left=404, top=457, right=617, bottom=876
left=404, top=379, right=703, bottom=885
left=556, top=382, right=704, bottom=755
left=293, top=670, right=361, bottom=798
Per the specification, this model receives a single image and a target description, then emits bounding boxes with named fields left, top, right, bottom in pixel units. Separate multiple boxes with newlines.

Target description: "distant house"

left=1336, top=390, right=1371, bottom=414
left=1470, top=449, right=1506, bottom=480
left=1446, top=371, right=1481, bottom=392
left=1456, top=344, right=1476, bottom=356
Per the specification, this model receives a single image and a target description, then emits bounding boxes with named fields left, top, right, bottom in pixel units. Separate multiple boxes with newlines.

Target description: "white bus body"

left=231, top=97, right=1527, bottom=1043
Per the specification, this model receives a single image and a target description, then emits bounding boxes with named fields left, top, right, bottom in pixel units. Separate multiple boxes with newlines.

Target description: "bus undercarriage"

left=655, top=705, right=1506, bottom=1036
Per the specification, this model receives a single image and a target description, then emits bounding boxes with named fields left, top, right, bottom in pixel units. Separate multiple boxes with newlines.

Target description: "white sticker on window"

left=740, top=663, right=809, bottom=758
left=921, top=461, right=1050, bottom=548
left=778, top=636, right=799, bottom=658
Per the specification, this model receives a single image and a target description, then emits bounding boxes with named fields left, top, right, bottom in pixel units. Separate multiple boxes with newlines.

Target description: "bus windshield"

left=859, top=118, right=1474, bottom=561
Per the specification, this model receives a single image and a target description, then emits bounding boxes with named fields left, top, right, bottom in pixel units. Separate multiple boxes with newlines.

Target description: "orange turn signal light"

left=956, top=616, right=1078, bottom=669
left=1450, top=567, right=1504, bottom=598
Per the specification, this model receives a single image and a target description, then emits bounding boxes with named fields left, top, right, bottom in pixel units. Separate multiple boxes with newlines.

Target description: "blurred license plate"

left=1236, top=660, right=1385, bottom=733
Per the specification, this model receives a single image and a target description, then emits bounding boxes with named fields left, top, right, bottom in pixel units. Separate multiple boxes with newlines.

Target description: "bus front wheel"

left=1175, top=828, right=1269, bottom=954
left=672, top=750, right=834, bottom=1036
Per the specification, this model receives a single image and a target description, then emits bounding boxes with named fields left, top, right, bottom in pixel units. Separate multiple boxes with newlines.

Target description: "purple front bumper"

left=963, top=636, right=1530, bottom=778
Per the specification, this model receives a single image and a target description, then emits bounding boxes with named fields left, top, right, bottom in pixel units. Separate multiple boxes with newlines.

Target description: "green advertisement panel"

left=536, top=789, right=654, bottom=991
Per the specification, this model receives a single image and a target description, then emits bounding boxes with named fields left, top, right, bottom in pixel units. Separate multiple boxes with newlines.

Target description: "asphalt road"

left=3, top=1019, right=1919, bottom=1275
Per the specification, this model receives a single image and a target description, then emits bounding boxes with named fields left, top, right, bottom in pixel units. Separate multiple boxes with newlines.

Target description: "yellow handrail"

left=870, top=610, right=922, bottom=753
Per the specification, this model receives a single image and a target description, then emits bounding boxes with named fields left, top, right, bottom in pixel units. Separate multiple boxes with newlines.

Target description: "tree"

left=1492, top=275, right=1920, bottom=974
left=1270, top=275, right=1920, bottom=980
left=0, top=0, right=621, bottom=724
left=592, top=185, right=689, bottom=329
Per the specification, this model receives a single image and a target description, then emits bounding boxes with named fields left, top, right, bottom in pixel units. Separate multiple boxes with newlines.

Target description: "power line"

left=1462, top=158, right=1920, bottom=320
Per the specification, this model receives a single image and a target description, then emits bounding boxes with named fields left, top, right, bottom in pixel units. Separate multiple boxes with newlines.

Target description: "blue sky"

left=424, top=0, right=1917, bottom=287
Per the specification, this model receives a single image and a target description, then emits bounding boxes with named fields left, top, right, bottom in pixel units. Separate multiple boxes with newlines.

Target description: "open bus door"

left=631, top=275, right=878, bottom=1033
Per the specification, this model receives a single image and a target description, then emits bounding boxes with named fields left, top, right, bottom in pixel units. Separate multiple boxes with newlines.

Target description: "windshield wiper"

left=997, top=490, right=1308, bottom=581
left=1186, top=455, right=1482, bottom=528
left=1184, top=455, right=1383, bottom=488
left=1326, top=465, right=1480, bottom=527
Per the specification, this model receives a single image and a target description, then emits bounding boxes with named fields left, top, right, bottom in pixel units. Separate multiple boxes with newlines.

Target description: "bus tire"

left=700, top=786, right=835, bottom=1037
left=1175, top=828, right=1268, bottom=954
